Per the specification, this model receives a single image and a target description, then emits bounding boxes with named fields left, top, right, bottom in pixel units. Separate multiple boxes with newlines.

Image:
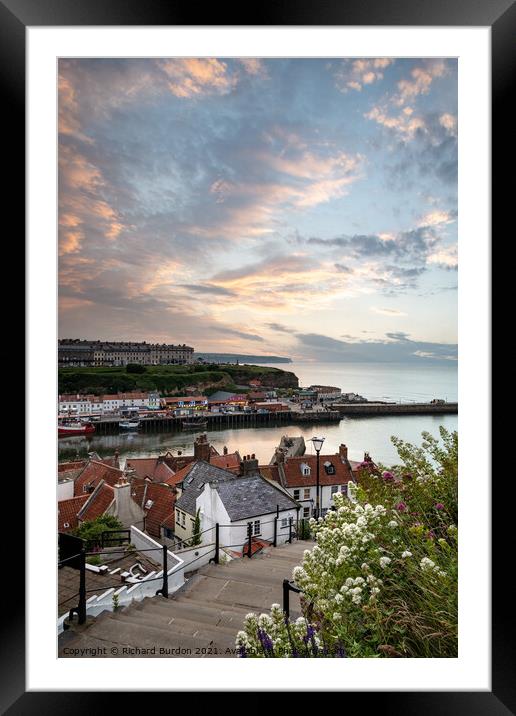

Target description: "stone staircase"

left=59, top=540, right=309, bottom=658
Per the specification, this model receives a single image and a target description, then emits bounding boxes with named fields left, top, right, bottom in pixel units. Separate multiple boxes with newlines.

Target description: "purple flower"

left=395, top=501, right=407, bottom=512
left=382, top=471, right=395, bottom=482
left=238, top=645, right=247, bottom=658
left=257, top=628, right=274, bottom=654
left=435, top=503, right=445, bottom=510
left=427, top=530, right=436, bottom=540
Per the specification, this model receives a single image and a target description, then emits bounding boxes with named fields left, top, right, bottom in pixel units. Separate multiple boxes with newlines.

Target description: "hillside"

left=58, top=364, right=299, bottom=396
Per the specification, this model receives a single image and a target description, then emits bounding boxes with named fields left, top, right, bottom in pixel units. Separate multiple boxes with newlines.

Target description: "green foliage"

left=58, top=363, right=297, bottom=395
left=73, top=514, right=124, bottom=547
left=86, top=554, right=102, bottom=566
left=237, top=428, right=458, bottom=658
left=192, top=508, right=202, bottom=546
left=126, top=363, right=147, bottom=374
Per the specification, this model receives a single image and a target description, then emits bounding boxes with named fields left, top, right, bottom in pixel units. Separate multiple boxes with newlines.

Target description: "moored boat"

left=119, top=420, right=140, bottom=430
left=58, top=421, right=96, bottom=437
left=182, top=416, right=208, bottom=429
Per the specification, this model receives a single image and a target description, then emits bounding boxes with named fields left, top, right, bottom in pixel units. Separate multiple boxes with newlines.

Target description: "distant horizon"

left=59, top=58, right=457, bottom=362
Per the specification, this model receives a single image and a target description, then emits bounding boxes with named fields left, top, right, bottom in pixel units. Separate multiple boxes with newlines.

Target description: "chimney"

left=275, top=448, right=285, bottom=465
left=194, top=433, right=211, bottom=461
left=339, top=444, right=348, bottom=460
left=240, top=455, right=259, bottom=476
left=223, top=446, right=228, bottom=455
left=113, top=478, right=142, bottom=528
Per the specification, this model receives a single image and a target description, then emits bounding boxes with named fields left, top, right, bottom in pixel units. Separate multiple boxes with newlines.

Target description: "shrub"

left=126, top=363, right=147, bottom=374
left=236, top=428, right=458, bottom=658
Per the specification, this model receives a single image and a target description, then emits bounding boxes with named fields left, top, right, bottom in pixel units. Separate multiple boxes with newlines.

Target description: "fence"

left=58, top=517, right=312, bottom=631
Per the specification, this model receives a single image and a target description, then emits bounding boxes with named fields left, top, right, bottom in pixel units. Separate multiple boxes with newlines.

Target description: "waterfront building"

left=58, top=339, right=194, bottom=366
left=265, top=444, right=359, bottom=519
left=58, top=390, right=160, bottom=415
left=160, top=395, right=208, bottom=413
left=310, top=385, right=342, bottom=402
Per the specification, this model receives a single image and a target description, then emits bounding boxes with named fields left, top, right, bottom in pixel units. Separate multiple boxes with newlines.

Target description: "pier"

left=62, top=401, right=457, bottom=437
left=331, top=402, right=458, bottom=416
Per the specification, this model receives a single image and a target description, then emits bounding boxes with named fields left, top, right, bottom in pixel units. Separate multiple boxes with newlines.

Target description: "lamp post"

left=310, top=436, right=325, bottom=519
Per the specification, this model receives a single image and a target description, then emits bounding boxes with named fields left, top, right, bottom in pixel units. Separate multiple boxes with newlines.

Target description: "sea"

left=57, top=361, right=458, bottom=467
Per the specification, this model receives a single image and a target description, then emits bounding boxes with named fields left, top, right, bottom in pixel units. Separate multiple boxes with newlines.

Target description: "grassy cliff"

left=58, top=363, right=299, bottom=396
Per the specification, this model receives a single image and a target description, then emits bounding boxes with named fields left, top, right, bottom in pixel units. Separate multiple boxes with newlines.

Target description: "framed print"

left=8, top=0, right=510, bottom=708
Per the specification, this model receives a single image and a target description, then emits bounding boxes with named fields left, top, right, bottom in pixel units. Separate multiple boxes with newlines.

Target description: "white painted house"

left=196, top=474, right=300, bottom=552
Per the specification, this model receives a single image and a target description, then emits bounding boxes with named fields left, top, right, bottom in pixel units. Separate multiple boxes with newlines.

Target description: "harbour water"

left=58, top=361, right=458, bottom=467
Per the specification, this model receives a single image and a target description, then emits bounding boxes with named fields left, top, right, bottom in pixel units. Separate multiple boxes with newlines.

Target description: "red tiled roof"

left=125, top=457, right=175, bottom=482
left=78, top=482, right=115, bottom=522
left=281, top=454, right=354, bottom=488
left=58, top=460, right=87, bottom=473
left=58, top=495, right=89, bottom=532
left=74, top=461, right=124, bottom=496
left=163, top=461, right=195, bottom=486
left=259, top=465, right=281, bottom=483
left=243, top=537, right=271, bottom=557
left=210, top=452, right=241, bottom=473
left=138, top=482, right=177, bottom=539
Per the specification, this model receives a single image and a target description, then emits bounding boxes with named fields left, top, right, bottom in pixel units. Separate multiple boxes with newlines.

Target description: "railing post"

left=273, top=517, right=278, bottom=547
left=156, top=544, right=169, bottom=598
left=282, top=578, right=290, bottom=619
left=214, top=523, right=219, bottom=564
left=288, top=516, right=293, bottom=544
left=247, top=521, right=253, bottom=558
left=78, top=548, right=86, bottom=624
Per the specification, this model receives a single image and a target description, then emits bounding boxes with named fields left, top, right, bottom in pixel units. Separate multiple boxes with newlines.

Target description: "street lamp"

left=310, top=436, right=325, bottom=519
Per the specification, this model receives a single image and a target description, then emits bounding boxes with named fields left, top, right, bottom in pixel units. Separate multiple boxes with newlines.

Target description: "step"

left=133, top=600, right=247, bottom=634
left=94, top=612, right=237, bottom=654
left=111, top=609, right=239, bottom=642
left=181, top=587, right=301, bottom=615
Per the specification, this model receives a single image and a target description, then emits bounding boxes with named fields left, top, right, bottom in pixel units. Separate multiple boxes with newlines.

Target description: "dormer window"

left=144, top=499, right=154, bottom=509
left=324, top=461, right=335, bottom=475
left=301, top=463, right=311, bottom=476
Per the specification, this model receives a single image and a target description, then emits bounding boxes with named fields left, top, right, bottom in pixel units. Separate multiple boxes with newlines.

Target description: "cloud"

left=371, top=307, right=408, bottom=316
left=334, top=58, right=394, bottom=93
left=266, top=322, right=298, bottom=333
left=395, top=60, right=448, bottom=106
left=158, top=58, right=238, bottom=98
left=294, top=331, right=457, bottom=363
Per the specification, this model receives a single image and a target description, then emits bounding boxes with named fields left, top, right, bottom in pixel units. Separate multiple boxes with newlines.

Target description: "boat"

left=119, top=420, right=140, bottom=430
left=182, top=416, right=208, bottom=429
left=58, top=421, right=96, bottom=437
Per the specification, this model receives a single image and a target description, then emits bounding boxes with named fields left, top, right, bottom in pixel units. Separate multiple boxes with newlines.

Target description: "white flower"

left=361, top=563, right=370, bottom=571
left=401, top=551, right=413, bottom=559
left=420, top=557, right=436, bottom=572
left=332, top=612, right=342, bottom=621
left=379, top=556, right=391, bottom=568
left=388, top=520, right=398, bottom=528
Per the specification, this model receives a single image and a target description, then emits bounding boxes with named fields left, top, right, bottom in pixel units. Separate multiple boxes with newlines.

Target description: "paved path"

left=59, top=540, right=309, bottom=658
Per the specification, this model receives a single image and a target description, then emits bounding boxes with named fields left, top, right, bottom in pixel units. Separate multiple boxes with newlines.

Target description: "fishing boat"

left=58, top=420, right=96, bottom=437
left=182, top=416, right=208, bottom=429
left=119, top=420, right=140, bottom=431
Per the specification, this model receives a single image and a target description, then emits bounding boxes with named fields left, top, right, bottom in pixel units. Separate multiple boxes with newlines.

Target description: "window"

left=302, top=464, right=311, bottom=476
left=341, top=484, right=348, bottom=496
left=181, top=512, right=186, bottom=527
left=303, top=507, right=310, bottom=519
left=331, top=485, right=339, bottom=495
left=164, top=527, right=174, bottom=539
left=293, top=489, right=300, bottom=500
left=303, top=488, right=310, bottom=500
left=253, top=520, right=261, bottom=536
left=281, top=517, right=288, bottom=529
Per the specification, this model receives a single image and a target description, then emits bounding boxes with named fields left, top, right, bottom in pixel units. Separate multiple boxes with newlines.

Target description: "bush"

left=73, top=514, right=124, bottom=548
left=236, top=428, right=458, bottom=658
left=126, top=363, right=147, bottom=374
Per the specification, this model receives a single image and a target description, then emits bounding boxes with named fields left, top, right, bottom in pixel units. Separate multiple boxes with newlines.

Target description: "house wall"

left=286, top=482, right=351, bottom=517
left=197, top=485, right=298, bottom=550
left=58, top=480, right=74, bottom=501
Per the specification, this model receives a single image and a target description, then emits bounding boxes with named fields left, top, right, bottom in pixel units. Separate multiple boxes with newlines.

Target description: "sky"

left=58, top=57, right=458, bottom=363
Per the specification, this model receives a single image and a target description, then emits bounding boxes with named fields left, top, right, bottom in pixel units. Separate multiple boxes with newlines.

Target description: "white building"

left=196, top=474, right=300, bottom=551
left=58, top=391, right=161, bottom=416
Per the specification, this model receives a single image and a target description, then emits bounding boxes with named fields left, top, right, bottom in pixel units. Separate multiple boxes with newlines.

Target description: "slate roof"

left=175, top=461, right=237, bottom=516
left=213, top=474, right=298, bottom=522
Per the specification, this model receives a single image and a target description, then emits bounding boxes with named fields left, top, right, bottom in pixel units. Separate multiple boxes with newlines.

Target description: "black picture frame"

left=9, top=0, right=508, bottom=709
